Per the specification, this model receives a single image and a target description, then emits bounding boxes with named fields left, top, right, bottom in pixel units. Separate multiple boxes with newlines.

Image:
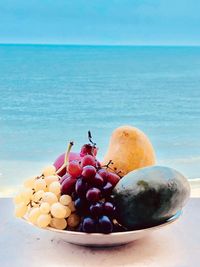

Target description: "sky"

left=0, top=0, right=200, bottom=45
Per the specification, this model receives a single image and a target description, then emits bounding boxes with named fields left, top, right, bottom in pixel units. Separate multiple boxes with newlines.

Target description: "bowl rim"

left=22, top=210, right=182, bottom=236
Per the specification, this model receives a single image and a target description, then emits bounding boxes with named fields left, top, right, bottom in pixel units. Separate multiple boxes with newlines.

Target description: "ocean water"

left=0, top=44, right=200, bottom=192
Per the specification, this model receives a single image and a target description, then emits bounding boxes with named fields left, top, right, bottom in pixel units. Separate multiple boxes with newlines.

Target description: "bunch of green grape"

left=14, top=165, right=80, bottom=230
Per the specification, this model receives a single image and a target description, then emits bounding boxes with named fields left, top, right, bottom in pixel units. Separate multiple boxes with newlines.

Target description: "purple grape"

left=86, top=187, right=101, bottom=203
left=107, top=172, right=120, bottom=186
left=74, top=198, right=88, bottom=215
left=81, top=155, right=96, bottom=168
left=67, top=160, right=82, bottom=177
left=82, top=165, right=96, bottom=182
left=80, top=144, right=94, bottom=156
left=98, top=216, right=113, bottom=234
left=93, top=173, right=104, bottom=188
left=102, top=182, right=113, bottom=196
left=80, top=144, right=98, bottom=157
left=98, top=168, right=108, bottom=183
left=104, top=202, right=114, bottom=216
left=82, top=217, right=96, bottom=233
left=75, top=178, right=88, bottom=197
left=61, top=177, right=76, bottom=195
left=90, top=202, right=103, bottom=217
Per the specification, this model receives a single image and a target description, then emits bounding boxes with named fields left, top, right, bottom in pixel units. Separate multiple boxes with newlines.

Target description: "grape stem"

left=103, top=160, right=114, bottom=168
left=88, top=131, right=96, bottom=146
left=56, top=141, right=74, bottom=174
left=103, top=160, right=123, bottom=178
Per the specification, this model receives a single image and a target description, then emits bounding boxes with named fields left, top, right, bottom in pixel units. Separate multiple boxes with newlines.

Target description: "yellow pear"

left=102, top=125, right=156, bottom=176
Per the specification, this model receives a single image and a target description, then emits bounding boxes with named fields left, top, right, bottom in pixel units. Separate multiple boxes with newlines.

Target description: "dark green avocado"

left=112, top=166, right=190, bottom=230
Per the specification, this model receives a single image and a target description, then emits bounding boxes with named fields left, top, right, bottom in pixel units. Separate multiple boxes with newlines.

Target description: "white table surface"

left=0, top=197, right=200, bottom=267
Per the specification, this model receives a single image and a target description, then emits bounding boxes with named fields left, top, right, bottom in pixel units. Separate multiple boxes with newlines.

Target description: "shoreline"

left=1, top=179, right=200, bottom=198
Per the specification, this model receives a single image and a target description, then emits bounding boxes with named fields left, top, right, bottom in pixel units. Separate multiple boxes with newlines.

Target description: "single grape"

left=81, top=155, right=96, bottom=168
left=86, top=188, right=101, bottom=203
left=67, top=213, right=80, bottom=228
left=90, top=202, right=103, bottom=217
left=81, top=165, right=96, bottom=182
left=67, top=160, right=82, bottom=177
left=14, top=203, right=28, bottom=218
left=49, top=181, right=61, bottom=196
left=20, top=188, right=33, bottom=204
left=50, top=218, right=67, bottom=230
left=107, top=172, right=120, bottom=186
left=98, top=168, right=108, bottom=183
left=102, top=182, right=113, bottom=197
left=82, top=217, right=96, bottom=233
left=103, top=202, right=115, bottom=216
left=39, top=202, right=50, bottom=214
left=51, top=202, right=67, bottom=219
left=42, top=165, right=56, bottom=177
left=59, top=195, right=72, bottom=206
left=61, top=177, right=76, bottom=195
left=80, top=144, right=94, bottom=156
left=37, top=214, right=51, bottom=228
left=74, top=198, right=88, bottom=215
left=14, top=188, right=32, bottom=205
left=98, top=215, right=113, bottom=234
left=93, top=173, right=104, bottom=188
left=42, top=192, right=58, bottom=205
left=34, top=178, right=46, bottom=191
left=28, top=207, right=41, bottom=223
left=74, top=198, right=82, bottom=210
left=75, top=178, right=88, bottom=197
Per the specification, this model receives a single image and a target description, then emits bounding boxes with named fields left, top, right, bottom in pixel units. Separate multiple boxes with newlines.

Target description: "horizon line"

left=0, top=43, right=200, bottom=47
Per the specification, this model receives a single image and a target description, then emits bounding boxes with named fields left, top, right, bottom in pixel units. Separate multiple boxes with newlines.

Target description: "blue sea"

left=0, top=44, right=200, bottom=192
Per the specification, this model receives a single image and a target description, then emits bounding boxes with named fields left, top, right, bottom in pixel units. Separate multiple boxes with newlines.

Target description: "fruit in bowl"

left=14, top=126, right=190, bottom=243
left=14, top=131, right=122, bottom=234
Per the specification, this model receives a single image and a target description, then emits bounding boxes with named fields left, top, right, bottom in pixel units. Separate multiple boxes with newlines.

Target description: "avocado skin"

left=113, top=166, right=190, bottom=230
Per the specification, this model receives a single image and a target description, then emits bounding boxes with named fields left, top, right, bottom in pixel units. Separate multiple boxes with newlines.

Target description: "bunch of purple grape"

left=59, top=144, right=120, bottom=233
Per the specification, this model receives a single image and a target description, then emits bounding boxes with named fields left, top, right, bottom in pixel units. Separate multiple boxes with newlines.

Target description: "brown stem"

left=102, top=160, right=123, bottom=178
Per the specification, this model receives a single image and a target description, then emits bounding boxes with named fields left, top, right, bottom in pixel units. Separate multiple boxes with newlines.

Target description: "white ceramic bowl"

left=23, top=211, right=182, bottom=247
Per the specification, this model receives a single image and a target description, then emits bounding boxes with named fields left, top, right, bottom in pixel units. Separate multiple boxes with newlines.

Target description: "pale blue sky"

left=0, top=0, right=200, bottom=45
